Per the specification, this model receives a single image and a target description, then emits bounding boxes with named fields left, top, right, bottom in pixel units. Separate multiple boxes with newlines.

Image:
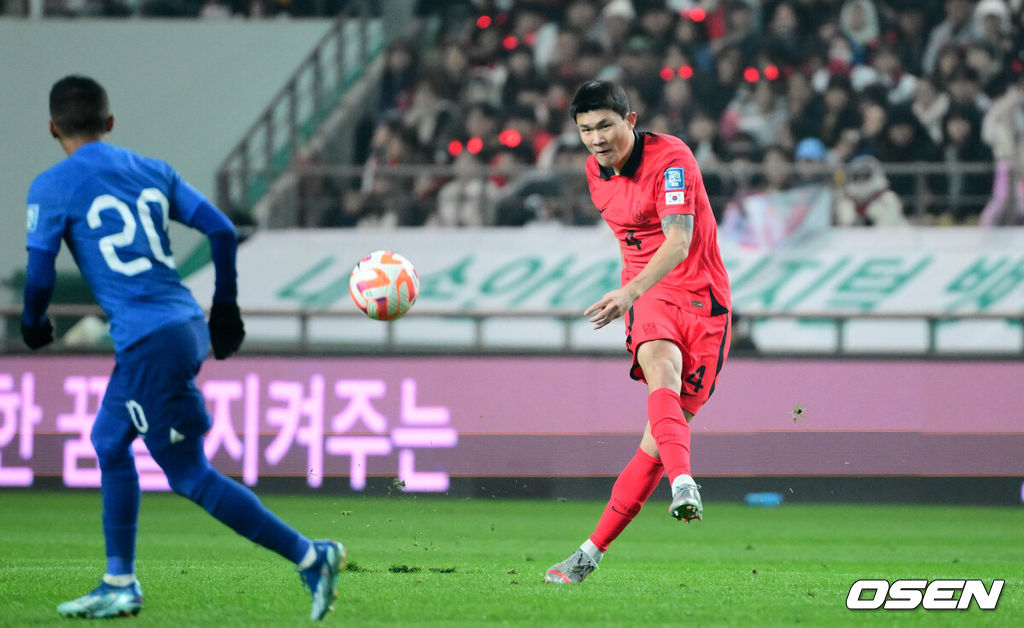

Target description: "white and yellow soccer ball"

left=348, top=250, right=420, bottom=321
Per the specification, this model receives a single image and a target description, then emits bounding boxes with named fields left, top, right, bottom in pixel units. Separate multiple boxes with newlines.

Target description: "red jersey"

left=585, top=131, right=731, bottom=315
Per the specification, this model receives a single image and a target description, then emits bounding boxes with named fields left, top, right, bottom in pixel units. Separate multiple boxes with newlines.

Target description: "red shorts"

left=625, top=295, right=731, bottom=415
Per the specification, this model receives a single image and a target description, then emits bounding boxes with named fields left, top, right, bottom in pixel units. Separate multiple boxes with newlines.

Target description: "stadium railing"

left=1, top=304, right=1022, bottom=356
left=220, top=160, right=1014, bottom=229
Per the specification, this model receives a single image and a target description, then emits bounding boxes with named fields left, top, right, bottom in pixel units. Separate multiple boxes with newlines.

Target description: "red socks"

left=648, top=387, right=692, bottom=481
left=588, top=448, right=663, bottom=552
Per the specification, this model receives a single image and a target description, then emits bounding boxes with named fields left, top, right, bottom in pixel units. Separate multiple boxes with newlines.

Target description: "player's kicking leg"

left=57, top=580, right=143, bottom=618
left=545, top=548, right=599, bottom=584
left=669, top=477, right=703, bottom=522
left=298, top=540, right=347, bottom=620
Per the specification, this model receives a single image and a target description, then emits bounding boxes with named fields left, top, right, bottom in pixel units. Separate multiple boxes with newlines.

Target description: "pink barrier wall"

left=1, top=356, right=1021, bottom=492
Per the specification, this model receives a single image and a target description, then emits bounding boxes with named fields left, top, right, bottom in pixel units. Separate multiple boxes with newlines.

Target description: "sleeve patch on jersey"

left=665, top=191, right=685, bottom=205
left=664, top=167, right=685, bottom=191
left=26, top=204, right=39, bottom=232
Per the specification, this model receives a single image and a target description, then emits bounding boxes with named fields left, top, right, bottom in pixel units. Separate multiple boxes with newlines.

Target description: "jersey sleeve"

left=653, top=150, right=700, bottom=219
left=25, top=175, right=67, bottom=254
left=166, top=166, right=210, bottom=225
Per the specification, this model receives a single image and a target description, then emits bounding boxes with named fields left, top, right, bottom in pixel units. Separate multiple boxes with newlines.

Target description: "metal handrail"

left=2, top=305, right=1022, bottom=355
left=215, top=13, right=384, bottom=214
left=219, top=160, right=1016, bottom=227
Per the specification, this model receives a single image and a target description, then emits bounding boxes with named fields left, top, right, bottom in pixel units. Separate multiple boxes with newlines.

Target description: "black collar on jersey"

left=598, top=130, right=647, bottom=180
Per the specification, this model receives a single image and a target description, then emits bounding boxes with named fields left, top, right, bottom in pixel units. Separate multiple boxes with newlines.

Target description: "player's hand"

left=21, top=316, right=55, bottom=350
left=584, top=288, right=636, bottom=330
left=208, top=301, right=245, bottom=360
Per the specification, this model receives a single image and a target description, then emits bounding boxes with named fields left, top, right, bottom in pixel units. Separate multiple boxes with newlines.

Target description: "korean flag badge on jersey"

left=664, top=167, right=685, bottom=205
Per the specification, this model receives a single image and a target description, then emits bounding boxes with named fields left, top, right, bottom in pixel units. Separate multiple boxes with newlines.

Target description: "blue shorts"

left=95, top=316, right=212, bottom=455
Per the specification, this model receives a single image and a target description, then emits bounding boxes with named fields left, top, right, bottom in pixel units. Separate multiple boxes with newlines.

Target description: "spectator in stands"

left=912, top=75, right=951, bottom=143
left=673, top=8, right=713, bottom=73
left=698, top=43, right=745, bottom=118
left=637, top=2, right=678, bottom=51
left=871, top=105, right=942, bottom=201
left=712, top=0, right=762, bottom=61
left=502, top=45, right=547, bottom=113
left=786, top=71, right=826, bottom=146
left=762, top=1, right=803, bottom=68
left=834, top=155, right=908, bottom=226
left=596, top=0, right=636, bottom=57
left=682, top=110, right=728, bottom=201
left=859, top=43, right=918, bottom=105
left=761, top=144, right=797, bottom=192
left=719, top=131, right=764, bottom=216
left=462, top=102, right=502, bottom=157
left=655, top=78, right=699, bottom=140
left=938, top=104, right=994, bottom=222
left=933, top=41, right=968, bottom=91
left=922, top=0, right=977, bottom=76
left=884, top=1, right=929, bottom=76
left=433, top=44, right=470, bottom=104
left=818, top=73, right=861, bottom=147
left=964, top=40, right=1006, bottom=97
left=509, top=1, right=559, bottom=72
left=793, top=137, right=833, bottom=186
left=403, top=78, right=461, bottom=165
left=838, top=0, right=881, bottom=65
left=971, top=0, right=1013, bottom=58
left=430, top=150, right=500, bottom=227
left=505, top=105, right=555, bottom=162
left=857, top=93, right=889, bottom=154
left=563, top=0, right=602, bottom=39
left=379, top=39, right=418, bottom=114
left=618, top=35, right=664, bottom=108
left=981, top=68, right=1024, bottom=225
left=721, top=76, right=789, bottom=147
left=947, top=67, right=992, bottom=111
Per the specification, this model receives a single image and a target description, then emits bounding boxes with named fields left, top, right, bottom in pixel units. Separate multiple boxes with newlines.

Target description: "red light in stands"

left=678, top=65, right=693, bottom=79
left=502, top=35, right=518, bottom=50
left=499, top=129, right=522, bottom=148
left=764, top=64, right=779, bottom=80
left=448, top=140, right=463, bottom=156
left=690, top=8, right=706, bottom=21
left=476, top=15, right=491, bottom=29
left=743, top=67, right=760, bottom=83
left=660, top=67, right=675, bottom=81
left=467, top=137, right=484, bottom=154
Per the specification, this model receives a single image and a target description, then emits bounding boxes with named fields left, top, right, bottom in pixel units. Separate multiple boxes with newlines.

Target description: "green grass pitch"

left=0, top=491, right=1021, bottom=626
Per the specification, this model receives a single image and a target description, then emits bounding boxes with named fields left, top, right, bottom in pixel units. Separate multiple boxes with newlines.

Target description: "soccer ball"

left=348, top=250, right=420, bottom=321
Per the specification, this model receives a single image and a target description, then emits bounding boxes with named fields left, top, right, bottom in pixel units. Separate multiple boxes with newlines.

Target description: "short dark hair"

left=569, top=81, right=630, bottom=122
left=49, top=75, right=109, bottom=137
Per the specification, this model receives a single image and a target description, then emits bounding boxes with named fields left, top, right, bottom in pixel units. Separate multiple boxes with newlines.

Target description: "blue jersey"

left=26, top=142, right=206, bottom=352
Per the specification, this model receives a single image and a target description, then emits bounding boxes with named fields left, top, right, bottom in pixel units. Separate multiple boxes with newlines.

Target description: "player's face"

left=576, top=109, right=637, bottom=173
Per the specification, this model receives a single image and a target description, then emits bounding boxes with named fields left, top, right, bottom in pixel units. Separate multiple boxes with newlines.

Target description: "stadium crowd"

left=12, top=0, right=1024, bottom=228
left=330, top=0, right=1024, bottom=230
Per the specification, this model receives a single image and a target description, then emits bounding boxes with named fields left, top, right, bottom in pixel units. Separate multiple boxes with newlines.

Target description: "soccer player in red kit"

left=546, top=81, right=731, bottom=584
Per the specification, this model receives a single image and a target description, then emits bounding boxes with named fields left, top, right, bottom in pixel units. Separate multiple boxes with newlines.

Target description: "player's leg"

left=142, top=317, right=345, bottom=619
left=148, top=434, right=344, bottom=619
left=636, top=338, right=701, bottom=511
left=57, top=396, right=144, bottom=618
left=545, top=446, right=664, bottom=584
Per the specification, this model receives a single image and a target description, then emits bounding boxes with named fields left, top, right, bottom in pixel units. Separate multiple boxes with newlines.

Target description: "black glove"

left=21, top=316, right=55, bottom=350
left=208, top=302, right=245, bottom=359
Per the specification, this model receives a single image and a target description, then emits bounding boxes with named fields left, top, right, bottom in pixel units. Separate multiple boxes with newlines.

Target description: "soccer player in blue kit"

left=21, top=75, right=344, bottom=620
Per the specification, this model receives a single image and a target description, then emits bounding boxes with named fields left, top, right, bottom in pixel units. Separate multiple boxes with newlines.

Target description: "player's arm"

left=621, top=214, right=693, bottom=298
left=187, top=199, right=245, bottom=359
left=21, top=248, right=58, bottom=349
left=585, top=215, right=693, bottom=329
